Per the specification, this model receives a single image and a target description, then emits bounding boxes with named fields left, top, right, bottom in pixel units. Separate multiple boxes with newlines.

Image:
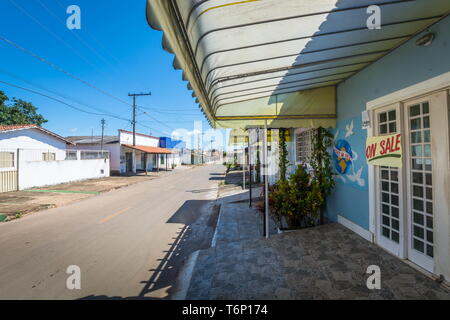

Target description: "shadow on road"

left=80, top=199, right=220, bottom=300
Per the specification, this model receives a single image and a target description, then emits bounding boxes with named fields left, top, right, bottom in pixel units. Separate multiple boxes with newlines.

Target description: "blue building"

left=159, top=137, right=186, bottom=150
left=148, top=0, right=450, bottom=283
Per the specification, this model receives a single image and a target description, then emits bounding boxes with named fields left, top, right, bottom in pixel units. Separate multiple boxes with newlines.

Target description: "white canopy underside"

left=146, top=0, right=450, bottom=129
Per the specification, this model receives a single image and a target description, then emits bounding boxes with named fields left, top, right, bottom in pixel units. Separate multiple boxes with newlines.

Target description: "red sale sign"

left=366, top=133, right=402, bottom=167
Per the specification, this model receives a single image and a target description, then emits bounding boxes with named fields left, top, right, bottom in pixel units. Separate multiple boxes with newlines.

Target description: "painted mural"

left=331, top=119, right=366, bottom=188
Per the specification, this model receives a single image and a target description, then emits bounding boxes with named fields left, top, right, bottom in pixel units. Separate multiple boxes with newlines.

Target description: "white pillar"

left=132, top=150, right=137, bottom=173
left=243, top=145, right=246, bottom=190
left=263, top=120, right=269, bottom=238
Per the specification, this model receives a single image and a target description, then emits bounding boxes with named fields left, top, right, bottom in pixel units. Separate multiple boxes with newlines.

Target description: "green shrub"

left=269, top=127, right=335, bottom=228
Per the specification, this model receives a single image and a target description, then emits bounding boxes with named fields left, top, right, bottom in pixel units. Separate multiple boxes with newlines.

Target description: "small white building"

left=68, top=129, right=173, bottom=175
left=0, top=124, right=109, bottom=192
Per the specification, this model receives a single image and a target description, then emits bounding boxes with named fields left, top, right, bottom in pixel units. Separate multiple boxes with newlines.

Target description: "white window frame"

left=0, top=151, right=16, bottom=170
left=294, top=128, right=315, bottom=166
left=42, top=152, right=56, bottom=161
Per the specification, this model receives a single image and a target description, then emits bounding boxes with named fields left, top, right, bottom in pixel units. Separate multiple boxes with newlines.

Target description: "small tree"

left=310, top=127, right=335, bottom=225
left=278, top=128, right=289, bottom=181
left=0, top=91, right=47, bottom=126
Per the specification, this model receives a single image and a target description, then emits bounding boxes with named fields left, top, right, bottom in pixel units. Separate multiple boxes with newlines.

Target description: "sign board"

left=366, top=133, right=402, bottom=167
left=362, top=110, right=371, bottom=129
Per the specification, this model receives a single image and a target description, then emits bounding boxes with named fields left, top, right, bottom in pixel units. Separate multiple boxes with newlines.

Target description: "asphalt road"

left=0, top=164, right=224, bottom=299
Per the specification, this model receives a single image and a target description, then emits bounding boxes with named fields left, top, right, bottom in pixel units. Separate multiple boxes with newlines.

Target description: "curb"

left=210, top=203, right=224, bottom=248
left=171, top=250, right=200, bottom=300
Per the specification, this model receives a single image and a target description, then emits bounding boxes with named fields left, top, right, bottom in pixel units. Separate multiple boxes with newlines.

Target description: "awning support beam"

left=212, top=73, right=352, bottom=108
left=208, top=61, right=371, bottom=97
left=263, top=120, right=269, bottom=239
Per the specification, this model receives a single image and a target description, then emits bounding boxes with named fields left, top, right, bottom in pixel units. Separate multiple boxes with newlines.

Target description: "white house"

left=0, top=124, right=110, bottom=192
left=68, top=129, right=173, bottom=175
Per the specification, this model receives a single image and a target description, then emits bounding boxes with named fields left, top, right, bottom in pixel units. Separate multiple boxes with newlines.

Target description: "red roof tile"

left=123, top=144, right=172, bottom=154
left=0, top=124, right=37, bottom=131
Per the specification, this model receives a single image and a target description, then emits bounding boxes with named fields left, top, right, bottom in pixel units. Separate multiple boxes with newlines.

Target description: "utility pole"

left=201, top=131, right=204, bottom=164
left=100, top=118, right=106, bottom=151
left=210, top=138, right=214, bottom=156
left=128, top=92, right=152, bottom=146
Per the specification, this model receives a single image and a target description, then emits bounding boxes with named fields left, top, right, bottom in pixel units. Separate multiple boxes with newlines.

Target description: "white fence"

left=0, top=148, right=110, bottom=192
left=0, top=148, right=18, bottom=192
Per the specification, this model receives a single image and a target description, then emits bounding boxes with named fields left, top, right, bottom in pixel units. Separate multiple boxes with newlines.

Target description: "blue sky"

left=0, top=0, right=226, bottom=148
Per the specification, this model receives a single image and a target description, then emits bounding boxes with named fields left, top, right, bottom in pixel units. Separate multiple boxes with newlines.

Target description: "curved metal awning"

left=146, top=0, right=450, bottom=129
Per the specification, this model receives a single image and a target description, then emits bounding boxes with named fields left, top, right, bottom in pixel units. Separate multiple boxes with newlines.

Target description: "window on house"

left=296, top=129, right=315, bottom=164
left=42, top=152, right=56, bottom=161
left=65, top=151, right=77, bottom=160
left=160, top=154, right=165, bottom=165
left=80, top=151, right=109, bottom=160
left=0, top=152, right=15, bottom=168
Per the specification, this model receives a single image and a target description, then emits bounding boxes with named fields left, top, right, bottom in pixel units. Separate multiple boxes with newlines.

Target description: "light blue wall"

left=326, top=16, right=450, bottom=230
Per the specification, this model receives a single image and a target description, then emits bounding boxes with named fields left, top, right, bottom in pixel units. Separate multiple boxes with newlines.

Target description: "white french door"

left=374, top=97, right=437, bottom=272
left=404, top=99, right=435, bottom=272
left=374, top=104, right=405, bottom=257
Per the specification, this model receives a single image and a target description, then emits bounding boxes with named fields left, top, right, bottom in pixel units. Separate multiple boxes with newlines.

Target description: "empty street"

left=0, top=164, right=223, bottom=299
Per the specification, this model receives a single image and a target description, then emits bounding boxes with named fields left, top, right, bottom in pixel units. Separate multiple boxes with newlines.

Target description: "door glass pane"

left=411, top=132, right=422, bottom=143
left=378, top=109, right=400, bottom=243
left=410, top=104, right=420, bottom=117
left=409, top=101, right=434, bottom=258
left=411, top=118, right=421, bottom=130
left=423, top=130, right=431, bottom=143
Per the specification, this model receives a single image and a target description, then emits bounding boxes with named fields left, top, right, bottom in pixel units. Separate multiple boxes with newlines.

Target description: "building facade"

left=68, top=129, right=173, bottom=175
left=0, top=125, right=109, bottom=192
left=147, top=0, right=450, bottom=283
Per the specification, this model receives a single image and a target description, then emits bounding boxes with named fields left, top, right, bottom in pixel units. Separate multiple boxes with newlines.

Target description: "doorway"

left=373, top=90, right=448, bottom=274
left=125, top=152, right=133, bottom=173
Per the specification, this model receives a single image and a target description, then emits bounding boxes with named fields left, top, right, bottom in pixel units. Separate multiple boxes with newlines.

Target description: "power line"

left=7, top=0, right=98, bottom=70
left=0, top=80, right=171, bottom=136
left=138, top=108, right=177, bottom=131
left=0, top=68, right=125, bottom=119
left=0, top=79, right=130, bottom=122
left=35, top=0, right=117, bottom=70
left=0, top=35, right=132, bottom=107
left=136, top=104, right=203, bottom=114
left=53, top=0, right=124, bottom=67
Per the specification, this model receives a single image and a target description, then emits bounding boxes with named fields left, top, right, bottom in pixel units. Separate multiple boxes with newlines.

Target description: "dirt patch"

left=0, top=174, right=161, bottom=222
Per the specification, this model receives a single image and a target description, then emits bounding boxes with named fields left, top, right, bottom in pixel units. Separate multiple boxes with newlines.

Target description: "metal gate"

left=0, top=149, right=18, bottom=193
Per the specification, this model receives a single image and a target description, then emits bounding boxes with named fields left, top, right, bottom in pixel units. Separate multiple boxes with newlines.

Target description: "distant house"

left=158, top=137, right=188, bottom=166
left=0, top=124, right=73, bottom=161
left=0, top=124, right=109, bottom=192
left=68, top=129, right=173, bottom=175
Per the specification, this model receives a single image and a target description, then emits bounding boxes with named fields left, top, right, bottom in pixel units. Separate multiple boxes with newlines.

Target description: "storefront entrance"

left=372, top=89, right=449, bottom=275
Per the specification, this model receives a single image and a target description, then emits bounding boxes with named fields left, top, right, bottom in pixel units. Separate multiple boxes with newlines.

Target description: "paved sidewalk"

left=184, top=190, right=450, bottom=300
left=212, top=188, right=277, bottom=246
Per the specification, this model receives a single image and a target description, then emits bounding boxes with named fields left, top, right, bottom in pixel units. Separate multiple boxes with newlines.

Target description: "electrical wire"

left=34, top=0, right=121, bottom=72
left=0, top=79, right=130, bottom=122
left=0, top=36, right=132, bottom=107
left=0, top=68, right=124, bottom=119
left=7, top=0, right=99, bottom=70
